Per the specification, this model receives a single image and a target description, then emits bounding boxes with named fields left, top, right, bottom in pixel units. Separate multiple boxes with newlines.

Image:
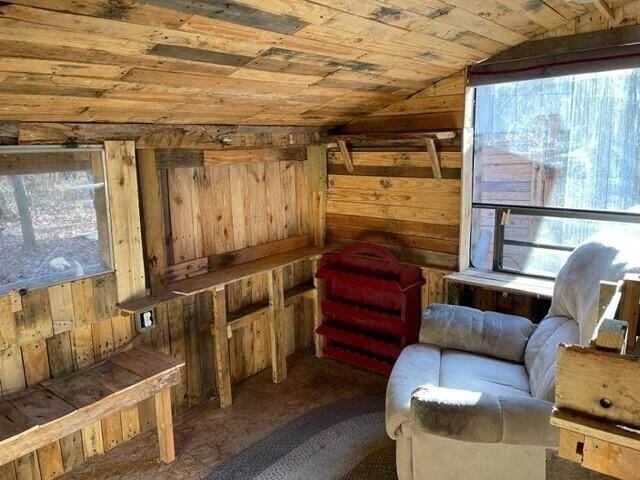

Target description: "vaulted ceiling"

left=0, top=0, right=614, bottom=125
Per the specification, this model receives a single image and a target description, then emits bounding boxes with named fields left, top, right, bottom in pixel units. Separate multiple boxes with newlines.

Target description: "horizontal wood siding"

left=327, top=71, right=466, bottom=270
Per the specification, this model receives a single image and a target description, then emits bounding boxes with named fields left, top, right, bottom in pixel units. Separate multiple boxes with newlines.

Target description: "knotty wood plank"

left=104, top=141, right=146, bottom=304
left=327, top=164, right=461, bottom=179
left=0, top=346, right=26, bottom=395
left=556, top=345, right=640, bottom=427
left=0, top=295, right=17, bottom=351
left=268, top=268, right=287, bottom=383
left=212, top=288, right=232, bottom=408
left=138, top=149, right=167, bottom=293
left=203, top=147, right=307, bottom=165
left=14, top=288, right=52, bottom=345
left=18, top=124, right=326, bottom=149
left=143, top=0, right=307, bottom=34
left=154, top=388, right=175, bottom=463
left=70, top=280, right=96, bottom=328
left=208, top=235, right=309, bottom=271
left=47, top=284, right=74, bottom=336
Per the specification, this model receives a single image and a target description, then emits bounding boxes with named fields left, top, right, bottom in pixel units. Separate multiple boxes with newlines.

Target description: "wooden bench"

left=0, top=346, right=183, bottom=471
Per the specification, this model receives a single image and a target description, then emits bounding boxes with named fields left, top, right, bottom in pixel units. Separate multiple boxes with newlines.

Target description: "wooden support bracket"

left=337, top=140, right=354, bottom=173
left=593, top=0, right=615, bottom=21
left=425, top=138, right=442, bottom=180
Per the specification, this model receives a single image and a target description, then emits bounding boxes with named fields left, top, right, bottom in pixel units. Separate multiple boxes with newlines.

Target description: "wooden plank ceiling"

left=0, top=0, right=604, bottom=126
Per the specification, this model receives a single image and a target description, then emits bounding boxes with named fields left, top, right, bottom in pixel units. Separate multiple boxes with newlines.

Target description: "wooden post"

left=312, top=258, right=325, bottom=358
left=154, top=388, right=175, bottom=464
left=268, top=267, right=287, bottom=383
left=305, top=145, right=327, bottom=247
left=137, top=149, right=167, bottom=293
left=212, top=287, right=232, bottom=407
left=445, top=279, right=463, bottom=305
left=104, top=141, right=146, bottom=303
left=312, top=191, right=326, bottom=247
left=619, top=274, right=640, bottom=349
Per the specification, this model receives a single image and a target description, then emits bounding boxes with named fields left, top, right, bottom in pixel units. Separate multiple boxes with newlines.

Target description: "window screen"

left=0, top=148, right=112, bottom=293
left=471, top=68, right=640, bottom=278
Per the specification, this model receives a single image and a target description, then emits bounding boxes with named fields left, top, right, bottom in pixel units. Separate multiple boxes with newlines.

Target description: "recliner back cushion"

left=525, top=316, right=579, bottom=402
left=548, top=234, right=640, bottom=344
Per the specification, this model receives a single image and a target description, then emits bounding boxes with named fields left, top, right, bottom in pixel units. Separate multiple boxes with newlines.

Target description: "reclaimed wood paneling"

left=167, top=159, right=308, bottom=264
left=0, top=1, right=601, bottom=125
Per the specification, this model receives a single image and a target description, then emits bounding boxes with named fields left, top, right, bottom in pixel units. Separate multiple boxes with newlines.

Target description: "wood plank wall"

left=145, top=149, right=315, bottom=409
left=334, top=69, right=554, bottom=318
left=0, top=141, right=150, bottom=480
left=327, top=71, right=465, bottom=273
left=0, top=143, right=316, bottom=480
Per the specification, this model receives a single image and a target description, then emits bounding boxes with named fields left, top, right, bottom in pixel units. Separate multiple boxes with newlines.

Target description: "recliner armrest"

left=420, top=304, right=536, bottom=363
left=411, top=385, right=557, bottom=446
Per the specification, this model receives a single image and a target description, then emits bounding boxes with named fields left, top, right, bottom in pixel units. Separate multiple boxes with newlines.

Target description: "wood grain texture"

left=0, top=1, right=602, bottom=125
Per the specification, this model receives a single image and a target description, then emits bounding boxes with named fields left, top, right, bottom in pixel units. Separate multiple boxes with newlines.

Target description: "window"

left=471, top=68, right=640, bottom=278
left=0, top=147, right=112, bottom=293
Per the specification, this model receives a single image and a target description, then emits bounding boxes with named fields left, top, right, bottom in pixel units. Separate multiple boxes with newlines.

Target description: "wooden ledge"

left=118, top=245, right=334, bottom=313
left=446, top=269, right=554, bottom=299
left=228, top=281, right=315, bottom=332
left=169, top=245, right=334, bottom=296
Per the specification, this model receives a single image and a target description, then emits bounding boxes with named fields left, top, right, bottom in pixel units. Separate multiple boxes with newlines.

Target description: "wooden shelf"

left=169, top=245, right=333, bottom=296
left=228, top=281, right=315, bottom=332
left=331, top=131, right=456, bottom=141
left=118, top=245, right=334, bottom=313
left=118, top=290, right=182, bottom=314
left=446, top=269, right=554, bottom=299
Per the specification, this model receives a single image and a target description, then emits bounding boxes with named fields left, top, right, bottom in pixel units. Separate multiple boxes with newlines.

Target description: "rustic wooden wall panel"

left=0, top=1, right=611, bottom=125
left=0, top=145, right=317, bottom=479
left=166, top=160, right=308, bottom=264
left=326, top=70, right=466, bottom=270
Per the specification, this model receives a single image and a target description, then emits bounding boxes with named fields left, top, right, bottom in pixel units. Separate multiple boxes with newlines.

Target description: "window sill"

left=446, top=269, right=555, bottom=299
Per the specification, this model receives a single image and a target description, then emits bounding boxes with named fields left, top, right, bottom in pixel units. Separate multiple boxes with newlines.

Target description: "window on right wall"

left=471, top=67, right=640, bottom=279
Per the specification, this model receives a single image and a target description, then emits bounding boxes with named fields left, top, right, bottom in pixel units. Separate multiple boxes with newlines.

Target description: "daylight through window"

left=0, top=147, right=112, bottom=293
left=471, top=67, right=640, bottom=278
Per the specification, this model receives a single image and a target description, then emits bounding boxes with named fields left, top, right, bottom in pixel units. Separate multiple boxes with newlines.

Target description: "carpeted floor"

left=205, top=396, right=397, bottom=480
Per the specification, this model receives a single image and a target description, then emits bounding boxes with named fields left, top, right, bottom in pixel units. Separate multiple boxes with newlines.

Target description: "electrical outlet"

left=135, top=309, right=156, bottom=333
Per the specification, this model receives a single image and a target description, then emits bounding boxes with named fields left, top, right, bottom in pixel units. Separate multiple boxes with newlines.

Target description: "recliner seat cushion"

left=440, top=350, right=532, bottom=398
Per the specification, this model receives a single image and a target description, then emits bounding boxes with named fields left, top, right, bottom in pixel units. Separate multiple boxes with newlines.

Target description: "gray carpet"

left=205, top=396, right=397, bottom=480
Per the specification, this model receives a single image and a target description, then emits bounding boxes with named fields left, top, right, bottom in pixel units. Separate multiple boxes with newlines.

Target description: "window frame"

left=460, top=75, right=640, bottom=279
left=0, top=144, right=115, bottom=293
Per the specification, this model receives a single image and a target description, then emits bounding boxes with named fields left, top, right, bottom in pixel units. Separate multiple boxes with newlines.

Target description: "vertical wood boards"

left=305, top=145, right=327, bottom=247
left=267, top=268, right=287, bottom=383
left=104, top=141, right=146, bottom=303
left=212, top=288, right=232, bottom=407
left=0, top=141, right=318, bottom=480
left=137, top=149, right=167, bottom=293
left=166, top=156, right=308, bottom=263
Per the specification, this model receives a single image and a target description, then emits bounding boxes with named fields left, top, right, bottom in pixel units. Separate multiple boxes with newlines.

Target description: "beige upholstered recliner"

left=386, top=235, right=640, bottom=480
